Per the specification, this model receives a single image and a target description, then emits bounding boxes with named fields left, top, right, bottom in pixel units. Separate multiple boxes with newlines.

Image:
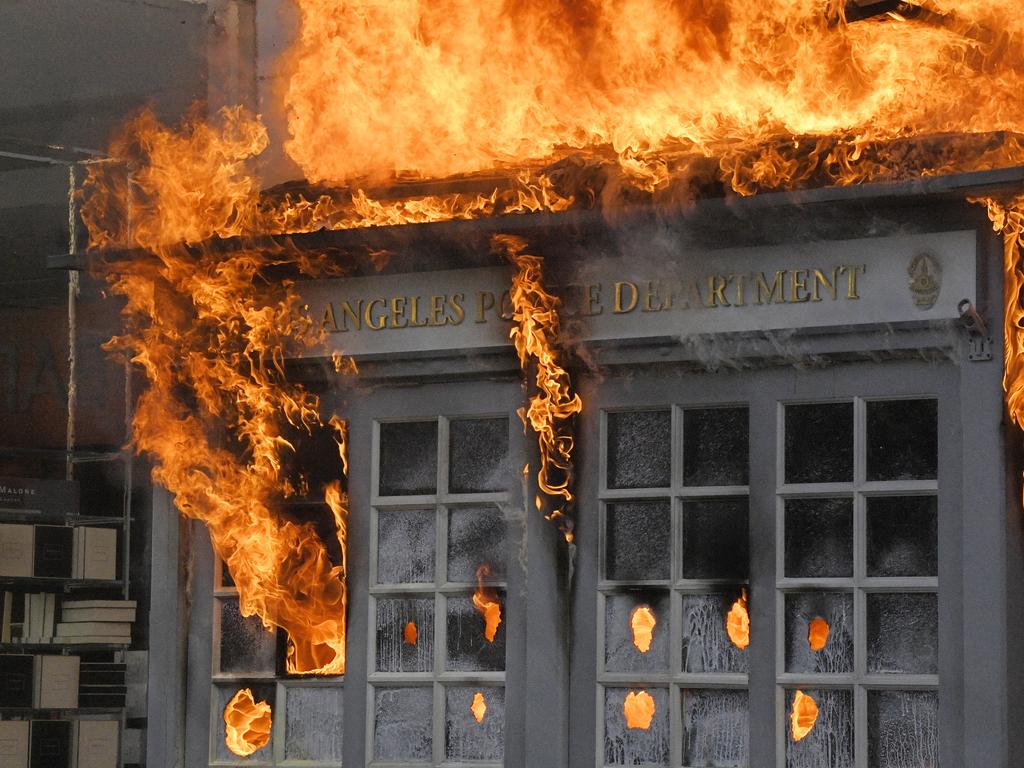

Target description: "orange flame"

left=223, top=688, right=272, bottom=757
left=81, top=109, right=349, bottom=676
left=404, top=620, right=418, bottom=645
left=790, top=690, right=819, bottom=742
left=473, top=564, right=502, bottom=642
left=623, top=690, right=656, bottom=730
left=808, top=617, right=830, bottom=652
left=471, top=692, right=487, bottom=723
left=630, top=605, right=656, bottom=653
left=726, top=590, right=750, bottom=650
left=496, top=234, right=582, bottom=542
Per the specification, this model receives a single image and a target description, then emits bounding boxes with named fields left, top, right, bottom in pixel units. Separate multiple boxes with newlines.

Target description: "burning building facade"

left=4, top=1, right=1024, bottom=767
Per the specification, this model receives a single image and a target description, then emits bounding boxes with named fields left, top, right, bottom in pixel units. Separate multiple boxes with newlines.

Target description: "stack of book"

left=0, top=654, right=79, bottom=708
left=78, top=660, right=127, bottom=709
left=0, top=718, right=119, bottom=768
left=54, top=600, right=135, bottom=645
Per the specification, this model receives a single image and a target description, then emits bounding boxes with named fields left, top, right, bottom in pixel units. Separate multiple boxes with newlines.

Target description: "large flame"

left=471, top=692, right=487, bottom=723
left=790, top=690, right=819, bottom=742
left=808, top=617, right=831, bottom=652
left=473, top=564, right=502, bottom=642
left=630, top=605, right=657, bottom=653
left=623, top=690, right=656, bottom=730
left=81, top=110, right=350, bottom=676
left=223, top=689, right=272, bottom=757
left=726, top=590, right=750, bottom=650
left=496, top=234, right=583, bottom=541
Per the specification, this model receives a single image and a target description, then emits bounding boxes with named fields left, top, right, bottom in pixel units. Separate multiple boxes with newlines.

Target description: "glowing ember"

left=471, top=692, right=487, bottom=723
left=473, top=564, right=502, bottom=642
left=623, top=690, right=656, bottom=730
left=496, top=234, right=582, bottom=542
left=81, top=110, right=350, bottom=676
left=808, top=617, right=830, bottom=651
left=630, top=605, right=656, bottom=653
left=223, top=689, right=272, bottom=757
left=726, top=590, right=750, bottom=650
left=790, top=690, right=819, bottom=742
left=403, top=621, right=418, bottom=646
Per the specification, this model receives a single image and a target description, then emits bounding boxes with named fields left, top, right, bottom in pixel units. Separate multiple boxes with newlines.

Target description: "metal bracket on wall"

left=958, top=299, right=993, bottom=362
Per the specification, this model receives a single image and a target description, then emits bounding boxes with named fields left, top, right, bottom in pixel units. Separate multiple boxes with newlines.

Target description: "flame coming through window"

left=726, top=589, right=750, bottom=650
left=630, top=605, right=657, bottom=653
left=471, top=692, right=487, bottom=723
left=623, top=690, right=656, bottom=730
left=497, top=234, right=583, bottom=541
left=403, top=620, right=418, bottom=645
left=473, top=564, right=502, bottom=642
left=808, top=617, right=830, bottom=651
left=790, top=690, right=819, bottom=742
left=223, top=689, right=272, bottom=757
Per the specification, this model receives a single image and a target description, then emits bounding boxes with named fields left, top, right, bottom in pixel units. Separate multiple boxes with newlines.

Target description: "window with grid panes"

left=779, top=398, right=938, bottom=768
left=599, top=405, right=751, bottom=768
left=211, top=558, right=346, bottom=766
left=369, top=416, right=511, bottom=766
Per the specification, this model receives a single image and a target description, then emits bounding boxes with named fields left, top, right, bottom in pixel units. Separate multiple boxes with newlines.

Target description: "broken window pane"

left=448, top=505, right=506, bottom=583
left=866, top=497, right=938, bottom=578
left=218, top=597, right=277, bottom=675
left=866, top=399, right=938, bottom=481
left=446, top=593, right=506, bottom=672
left=683, top=406, right=749, bottom=487
left=445, top=685, right=505, bottom=761
left=212, top=683, right=275, bottom=763
left=681, top=689, right=749, bottom=768
left=607, top=409, right=671, bottom=489
left=784, top=402, right=854, bottom=484
left=605, top=500, right=671, bottom=581
left=377, top=508, right=435, bottom=584
left=785, top=688, right=854, bottom=768
left=379, top=421, right=438, bottom=496
left=376, top=597, right=434, bottom=673
left=603, top=687, right=669, bottom=767
left=867, top=593, right=939, bottom=674
left=681, top=593, right=749, bottom=674
left=373, top=686, right=433, bottom=762
left=784, top=498, right=853, bottom=578
left=604, top=590, right=670, bottom=673
left=784, top=591, right=854, bottom=674
left=284, top=686, right=344, bottom=762
left=868, top=690, right=939, bottom=768
left=449, top=417, right=510, bottom=493
left=682, top=498, right=748, bottom=580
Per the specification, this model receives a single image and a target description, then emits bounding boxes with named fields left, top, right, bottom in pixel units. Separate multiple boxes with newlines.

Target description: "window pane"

left=682, top=498, right=748, bottom=580
left=379, top=421, right=437, bottom=496
left=445, top=685, right=505, bottom=761
left=449, top=417, right=510, bottom=493
left=284, top=686, right=344, bottom=762
left=377, top=509, right=435, bottom=584
left=212, top=683, right=274, bottom=763
left=604, top=590, right=670, bottom=673
left=682, top=689, right=749, bottom=768
left=376, top=597, right=434, bottom=673
left=373, top=686, right=432, bottom=762
left=446, top=593, right=506, bottom=672
left=785, top=688, right=854, bottom=768
left=867, top=593, right=939, bottom=674
left=866, top=399, right=938, bottom=481
left=784, top=591, right=854, bottom=674
left=683, top=407, right=749, bottom=487
left=448, top=505, right=506, bottom=583
left=603, top=687, right=669, bottom=767
left=605, top=501, right=671, bottom=581
left=784, top=403, right=853, bottom=484
left=218, top=598, right=277, bottom=675
left=784, top=498, right=853, bottom=578
left=867, top=496, right=938, bottom=577
left=607, top=409, right=671, bottom=489
left=681, top=593, right=749, bottom=674
left=868, top=690, right=938, bottom=768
